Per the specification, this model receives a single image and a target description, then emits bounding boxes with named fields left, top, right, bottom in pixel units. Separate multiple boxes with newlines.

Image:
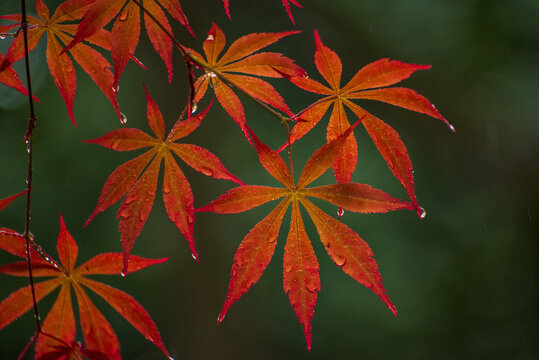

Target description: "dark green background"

left=1, top=0, right=537, bottom=359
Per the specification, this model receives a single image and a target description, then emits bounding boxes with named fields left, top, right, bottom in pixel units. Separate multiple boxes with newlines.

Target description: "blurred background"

left=0, top=0, right=537, bottom=359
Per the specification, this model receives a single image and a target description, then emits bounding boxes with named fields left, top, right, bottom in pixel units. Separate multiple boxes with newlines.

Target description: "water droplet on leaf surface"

left=337, top=208, right=344, bottom=218
left=120, top=112, right=127, bottom=124
left=118, top=10, right=128, bottom=21
left=420, top=208, right=427, bottom=219
left=0, top=34, right=6, bottom=40
left=334, top=254, right=346, bottom=266
left=200, top=167, right=214, bottom=177
left=206, top=34, right=214, bottom=41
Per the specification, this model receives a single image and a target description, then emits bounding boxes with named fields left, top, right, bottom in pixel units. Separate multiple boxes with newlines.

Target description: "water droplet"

left=306, top=281, right=318, bottom=292
left=191, top=252, right=198, bottom=261
left=120, top=270, right=126, bottom=277
left=120, top=112, right=127, bottom=124
left=217, top=312, right=225, bottom=323
left=303, top=74, right=309, bottom=79
left=419, top=207, right=427, bottom=219
left=190, top=101, right=198, bottom=114
left=163, top=183, right=171, bottom=194
left=187, top=215, right=194, bottom=224
left=112, top=83, right=120, bottom=93
left=111, top=140, right=120, bottom=150
left=200, top=167, right=214, bottom=177
left=337, top=208, right=344, bottom=218
left=334, top=254, right=346, bottom=266
left=232, top=269, right=237, bottom=276
left=448, top=124, right=456, bottom=133
left=118, top=10, right=128, bottom=21
left=285, top=264, right=293, bottom=273
left=0, top=34, right=6, bottom=40
left=206, top=34, right=214, bottom=41
left=168, top=356, right=175, bottom=360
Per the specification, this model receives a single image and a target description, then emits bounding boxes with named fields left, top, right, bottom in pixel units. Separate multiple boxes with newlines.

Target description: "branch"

left=20, top=0, right=41, bottom=334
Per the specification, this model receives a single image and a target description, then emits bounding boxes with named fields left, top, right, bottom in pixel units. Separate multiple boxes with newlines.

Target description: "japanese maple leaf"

left=85, top=87, right=242, bottom=273
left=198, top=119, right=413, bottom=350
left=63, top=0, right=193, bottom=88
left=0, top=216, right=169, bottom=360
left=279, top=30, right=454, bottom=215
left=221, top=0, right=302, bottom=24
left=189, top=23, right=305, bottom=144
left=0, top=189, right=27, bottom=211
left=0, top=47, right=30, bottom=97
left=0, top=0, right=123, bottom=125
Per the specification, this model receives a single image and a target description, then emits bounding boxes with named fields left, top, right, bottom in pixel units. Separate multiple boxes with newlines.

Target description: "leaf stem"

left=20, top=0, right=41, bottom=334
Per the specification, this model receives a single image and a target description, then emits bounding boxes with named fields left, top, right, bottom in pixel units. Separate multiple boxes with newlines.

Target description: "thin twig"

left=20, top=0, right=42, bottom=338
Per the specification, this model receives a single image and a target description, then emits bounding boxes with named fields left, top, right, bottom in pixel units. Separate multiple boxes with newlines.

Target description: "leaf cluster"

left=0, top=0, right=452, bottom=357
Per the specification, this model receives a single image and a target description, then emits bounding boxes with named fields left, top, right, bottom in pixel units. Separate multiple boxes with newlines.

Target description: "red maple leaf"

left=0, top=216, right=169, bottom=359
left=85, top=86, right=242, bottom=273
left=0, top=190, right=27, bottom=212
left=280, top=31, right=454, bottom=215
left=189, top=23, right=305, bottom=144
left=221, top=0, right=302, bottom=24
left=198, top=120, right=413, bottom=350
left=63, top=0, right=193, bottom=88
left=0, top=0, right=124, bottom=125
left=0, top=49, right=30, bottom=97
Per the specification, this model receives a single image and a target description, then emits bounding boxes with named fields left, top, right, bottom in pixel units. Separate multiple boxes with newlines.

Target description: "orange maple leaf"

left=0, top=217, right=169, bottom=359
left=198, top=120, right=413, bottom=350
left=85, top=87, right=242, bottom=273
left=189, top=23, right=305, bottom=144
left=280, top=31, right=454, bottom=215
left=63, top=0, right=193, bottom=87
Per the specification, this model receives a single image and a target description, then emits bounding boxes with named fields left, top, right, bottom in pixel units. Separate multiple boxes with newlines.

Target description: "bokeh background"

left=1, top=0, right=537, bottom=359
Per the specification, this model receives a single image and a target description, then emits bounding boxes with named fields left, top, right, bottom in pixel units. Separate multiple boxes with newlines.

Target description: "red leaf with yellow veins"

left=199, top=121, right=411, bottom=349
left=191, top=23, right=304, bottom=142
left=197, top=186, right=289, bottom=214
left=63, top=0, right=193, bottom=88
left=86, top=89, right=240, bottom=272
left=283, top=30, right=454, bottom=213
left=0, top=216, right=168, bottom=358
left=301, top=198, right=397, bottom=316
left=0, top=0, right=122, bottom=125
left=117, top=156, right=161, bottom=271
left=35, top=283, right=76, bottom=359
left=217, top=198, right=291, bottom=324
left=306, top=183, right=413, bottom=213
left=283, top=201, right=320, bottom=350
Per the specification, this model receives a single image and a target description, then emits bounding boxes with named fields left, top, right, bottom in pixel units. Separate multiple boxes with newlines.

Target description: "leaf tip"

left=418, top=207, right=427, bottom=220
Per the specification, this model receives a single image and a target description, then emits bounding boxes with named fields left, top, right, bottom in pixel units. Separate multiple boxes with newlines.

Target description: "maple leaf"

left=0, top=216, right=169, bottom=359
left=189, top=23, right=305, bottom=144
left=279, top=30, right=454, bottom=215
left=0, top=0, right=125, bottom=125
left=221, top=0, right=302, bottom=24
left=0, top=47, right=30, bottom=97
left=85, top=87, right=242, bottom=273
left=0, top=190, right=27, bottom=211
left=62, top=0, right=193, bottom=88
left=198, top=120, right=413, bottom=350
